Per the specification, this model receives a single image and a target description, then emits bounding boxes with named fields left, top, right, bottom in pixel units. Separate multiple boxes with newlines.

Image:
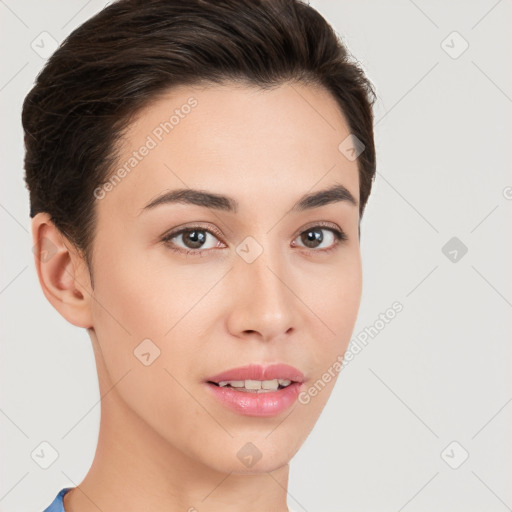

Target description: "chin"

left=216, top=435, right=301, bottom=475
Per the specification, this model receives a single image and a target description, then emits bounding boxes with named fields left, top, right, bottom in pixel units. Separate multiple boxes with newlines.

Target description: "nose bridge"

left=229, top=236, right=296, bottom=339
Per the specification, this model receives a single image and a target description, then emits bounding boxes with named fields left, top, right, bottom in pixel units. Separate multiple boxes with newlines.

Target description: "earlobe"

left=31, top=212, right=94, bottom=329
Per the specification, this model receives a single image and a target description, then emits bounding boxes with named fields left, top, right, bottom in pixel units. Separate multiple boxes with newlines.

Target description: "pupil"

left=185, top=229, right=206, bottom=248
left=302, top=228, right=323, bottom=248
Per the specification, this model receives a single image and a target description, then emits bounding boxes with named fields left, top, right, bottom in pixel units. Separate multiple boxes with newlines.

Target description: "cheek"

left=334, top=257, right=362, bottom=331
left=298, top=253, right=362, bottom=378
left=91, top=244, right=196, bottom=339
left=305, top=252, right=362, bottom=336
left=294, top=260, right=361, bottom=418
left=88, top=246, right=167, bottom=383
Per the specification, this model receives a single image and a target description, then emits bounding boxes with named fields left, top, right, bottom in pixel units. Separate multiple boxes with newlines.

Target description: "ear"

left=31, top=212, right=93, bottom=328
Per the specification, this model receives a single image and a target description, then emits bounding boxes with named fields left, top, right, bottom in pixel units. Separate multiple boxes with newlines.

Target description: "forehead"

left=99, top=81, right=359, bottom=219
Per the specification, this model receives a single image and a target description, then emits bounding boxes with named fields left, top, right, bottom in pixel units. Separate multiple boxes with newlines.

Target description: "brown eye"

left=176, top=229, right=208, bottom=249
left=293, top=226, right=347, bottom=252
left=162, top=225, right=225, bottom=255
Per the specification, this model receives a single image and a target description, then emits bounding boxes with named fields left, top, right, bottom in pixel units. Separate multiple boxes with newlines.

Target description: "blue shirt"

left=43, top=488, right=73, bottom=512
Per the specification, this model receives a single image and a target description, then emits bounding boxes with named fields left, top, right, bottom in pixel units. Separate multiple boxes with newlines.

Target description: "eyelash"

left=161, top=222, right=348, bottom=257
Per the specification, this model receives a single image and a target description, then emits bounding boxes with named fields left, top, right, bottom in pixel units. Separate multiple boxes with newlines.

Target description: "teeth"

left=245, top=379, right=262, bottom=390
left=227, top=380, right=244, bottom=388
left=217, top=378, right=292, bottom=391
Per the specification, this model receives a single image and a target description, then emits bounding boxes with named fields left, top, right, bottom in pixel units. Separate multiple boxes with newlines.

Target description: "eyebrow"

left=140, top=183, right=358, bottom=215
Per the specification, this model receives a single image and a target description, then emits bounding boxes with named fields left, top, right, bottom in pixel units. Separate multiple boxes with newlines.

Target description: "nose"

left=225, top=242, right=298, bottom=343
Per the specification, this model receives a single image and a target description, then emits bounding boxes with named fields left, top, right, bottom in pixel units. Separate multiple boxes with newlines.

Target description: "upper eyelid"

left=163, top=222, right=224, bottom=241
left=293, top=221, right=343, bottom=236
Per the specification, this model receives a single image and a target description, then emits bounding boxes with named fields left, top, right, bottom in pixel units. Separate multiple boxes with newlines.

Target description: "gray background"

left=1, top=1, right=511, bottom=511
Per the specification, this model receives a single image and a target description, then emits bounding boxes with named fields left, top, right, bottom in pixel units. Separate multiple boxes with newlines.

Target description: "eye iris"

left=301, top=228, right=323, bottom=248
left=183, top=229, right=206, bottom=249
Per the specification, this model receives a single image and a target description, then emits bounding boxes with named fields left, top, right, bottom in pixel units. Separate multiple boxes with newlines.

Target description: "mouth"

left=206, top=362, right=305, bottom=384
left=207, top=378, right=296, bottom=393
left=204, top=363, right=305, bottom=417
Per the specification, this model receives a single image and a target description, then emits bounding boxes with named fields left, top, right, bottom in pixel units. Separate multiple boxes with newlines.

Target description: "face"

left=88, top=81, right=362, bottom=474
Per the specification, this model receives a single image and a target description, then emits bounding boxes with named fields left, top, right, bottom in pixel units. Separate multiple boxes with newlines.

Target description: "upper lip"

left=207, top=363, right=305, bottom=384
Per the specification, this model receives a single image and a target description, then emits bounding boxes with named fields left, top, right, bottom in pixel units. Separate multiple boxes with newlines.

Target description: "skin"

left=32, top=81, right=363, bottom=512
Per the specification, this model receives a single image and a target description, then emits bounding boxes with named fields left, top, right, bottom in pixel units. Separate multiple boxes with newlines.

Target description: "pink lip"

left=205, top=382, right=303, bottom=417
left=206, top=363, right=305, bottom=384
left=205, top=363, right=305, bottom=417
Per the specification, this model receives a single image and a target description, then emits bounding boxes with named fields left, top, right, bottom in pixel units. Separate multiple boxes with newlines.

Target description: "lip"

left=205, top=363, right=305, bottom=417
left=205, top=382, right=303, bottom=417
left=206, top=363, right=305, bottom=384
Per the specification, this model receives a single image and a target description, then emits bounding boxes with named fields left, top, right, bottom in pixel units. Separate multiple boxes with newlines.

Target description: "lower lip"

left=205, top=382, right=303, bottom=417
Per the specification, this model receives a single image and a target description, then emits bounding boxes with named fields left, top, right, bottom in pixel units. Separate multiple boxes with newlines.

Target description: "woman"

left=23, top=0, right=377, bottom=510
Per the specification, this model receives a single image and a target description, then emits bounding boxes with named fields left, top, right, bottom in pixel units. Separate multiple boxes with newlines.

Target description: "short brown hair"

left=22, top=0, right=377, bottom=273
